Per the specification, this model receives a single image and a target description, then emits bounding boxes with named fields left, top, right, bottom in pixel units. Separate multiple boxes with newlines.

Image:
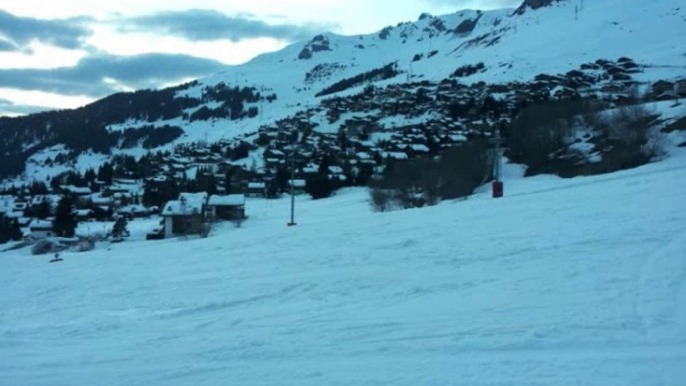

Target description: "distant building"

left=72, top=209, right=95, bottom=222
left=207, top=195, right=246, bottom=221
left=161, top=193, right=207, bottom=238
left=287, top=179, right=307, bottom=194
left=246, top=182, right=267, bottom=198
left=61, top=185, right=92, bottom=197
left=0, top=196, right=14, bottom=216
left=29, top=220, right=54, bottom=239
left=652, top=80, right=675, bottom=96
left=675, top=79, right=686, bottom=97
left=117, top=205, right=152, bottom=219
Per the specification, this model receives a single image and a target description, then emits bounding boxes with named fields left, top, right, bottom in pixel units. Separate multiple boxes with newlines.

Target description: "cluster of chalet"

left=651, top=79, right=686, bottom=101
left=0, top=179, right=151, bottom=241
left=4, top=57, right=682, bottom=244
left=161, top=192, right=245, bottom=238
left=136, top=57, right=685, bottom=204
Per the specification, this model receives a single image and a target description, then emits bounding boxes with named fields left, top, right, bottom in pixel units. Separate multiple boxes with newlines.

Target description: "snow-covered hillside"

left=2, top=0, right=684, bottom=187
left=2, top=146, right=686, bottom=385
left=165, top=0, right=685, bottom=143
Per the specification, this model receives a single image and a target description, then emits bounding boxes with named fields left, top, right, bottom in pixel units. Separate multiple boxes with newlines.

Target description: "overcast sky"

left=0, top=0, right=520, bottom=116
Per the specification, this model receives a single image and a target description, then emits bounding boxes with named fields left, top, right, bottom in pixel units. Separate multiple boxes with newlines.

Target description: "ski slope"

left=2, top=150, right=686, bottom=385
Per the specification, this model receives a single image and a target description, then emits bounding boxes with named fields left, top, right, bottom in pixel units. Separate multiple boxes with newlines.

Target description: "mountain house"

left=29, top=220, right=54, bottom=239
left=207, top=194, right=246, bottom=221
left=161, top=193, right=207, bottom=238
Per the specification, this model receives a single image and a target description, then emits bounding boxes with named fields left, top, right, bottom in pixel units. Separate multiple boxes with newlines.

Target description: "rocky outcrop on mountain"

left=514, top=0, right=566, bottom=15
left=454, top=12, right=483, bottom=35
left=298, top=35, right=332, bottom=60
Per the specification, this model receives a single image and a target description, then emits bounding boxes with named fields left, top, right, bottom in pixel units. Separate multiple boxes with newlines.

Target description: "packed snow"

left=2, top=147, right=686, bottom=385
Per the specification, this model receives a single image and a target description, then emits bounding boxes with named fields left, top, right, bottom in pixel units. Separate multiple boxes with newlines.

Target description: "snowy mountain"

left=0, top=0, right=684, bottom=186
left=2, top=1, right=686, bottom=384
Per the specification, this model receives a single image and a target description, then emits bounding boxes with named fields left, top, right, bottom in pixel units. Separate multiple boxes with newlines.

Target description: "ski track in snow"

left=2, top=149, right=686, bottom=385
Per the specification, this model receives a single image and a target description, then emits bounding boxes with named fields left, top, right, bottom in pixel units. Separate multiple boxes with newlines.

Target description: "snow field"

left=1, top=149, right=686, bottom=385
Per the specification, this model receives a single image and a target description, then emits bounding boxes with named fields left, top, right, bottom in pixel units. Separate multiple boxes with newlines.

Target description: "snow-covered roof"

left=0, top=198, right=13, bottom=214
left=248, top=182, right=266, bottom=189
left=328, top=166, right=344, bottom=174
left=17, top=217, right=32, bottom=226
left=118, top=205, right=149, bottom=214
left=449, top=134, right=468, bottom=142
left=113, top=178, right=138, bottom=185
left=329, top=174, right=348, bottom=182
left=30, top=220, right=53, bottom=230
left=62, top=185, right=92, bottom=195
left=208, top=194, right=245, bottom=206
left=109, top=184, right=137, bottom=193
left=288, top=179, right=307, bottom=188
left=170, top=156, right=192, bottom=164
left=303, top=164, right=319, bottom=174
left=407, top=144, right=430, bottom=152
left=5, top=211, right=22, bottom=219
left=161, top=192, right=208, bottom=216
left=383, top=152, right=409, bottom=160
left=162, top=200, right=203, bottom=217
left=30, top=195, right=51, bottom=206
left=12, top=202, right=27, bottom=211
left=91, top=196, right=114, bottom=205
left=179, top=192, right=208, bottom=206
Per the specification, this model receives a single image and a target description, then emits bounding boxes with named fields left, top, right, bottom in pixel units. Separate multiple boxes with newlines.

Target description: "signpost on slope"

left=490, top=126, right=505, bottom=198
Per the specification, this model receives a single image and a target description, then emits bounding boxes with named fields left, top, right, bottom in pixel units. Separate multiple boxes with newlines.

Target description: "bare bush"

left=370, top=140, right=492, bottom=210
left=370, top=188, right=394, bottom=212
left=509, top=100, right=602, bottom=172
left=436, top=139, right=492, bottom=199
left=31, top=239, right=68, bottom=255
left=595, top=104, right=660, bottom=169
left=602, top=105, right=656, bottom=148
left=76, top=239, right=95, bottom=253
left=585, top=105, right=661, bottom=174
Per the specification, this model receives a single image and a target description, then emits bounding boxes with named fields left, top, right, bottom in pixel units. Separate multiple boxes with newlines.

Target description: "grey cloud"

left=0, top=10, right=93, bottom=50
left=0, top=52, right=227, bottom=97
left=0, top=98, right=52, bottom=115
left=117, top=9, right=335, bottom=42
left=0, top=39, right=18, bottom=52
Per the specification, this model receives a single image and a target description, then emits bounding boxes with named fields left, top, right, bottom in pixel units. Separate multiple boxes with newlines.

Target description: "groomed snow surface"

left=2, top=151, right=686, bottom=386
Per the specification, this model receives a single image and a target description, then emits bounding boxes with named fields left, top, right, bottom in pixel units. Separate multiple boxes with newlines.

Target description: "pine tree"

left=35, top=200, right=52, bottom=220
left=305, top=174, right=333, bottom=200
left=54, top=196, right=77, bottom=238
left=275, top=166, right=289, bottom=193
left=0, top=218, right=20, bottom=244
left=98, top=162, right=114, bottom=186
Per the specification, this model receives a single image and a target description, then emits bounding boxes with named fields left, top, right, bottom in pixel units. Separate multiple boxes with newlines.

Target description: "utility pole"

left=287, top=134, right=297, bottom=227
left=490, top=125, right=505, bottom=198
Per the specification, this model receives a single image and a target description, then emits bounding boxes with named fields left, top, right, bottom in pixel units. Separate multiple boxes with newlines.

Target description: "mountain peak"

left=514, top=0, right=566, bottom=15
left=418, top=12, right=433, bottom=21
